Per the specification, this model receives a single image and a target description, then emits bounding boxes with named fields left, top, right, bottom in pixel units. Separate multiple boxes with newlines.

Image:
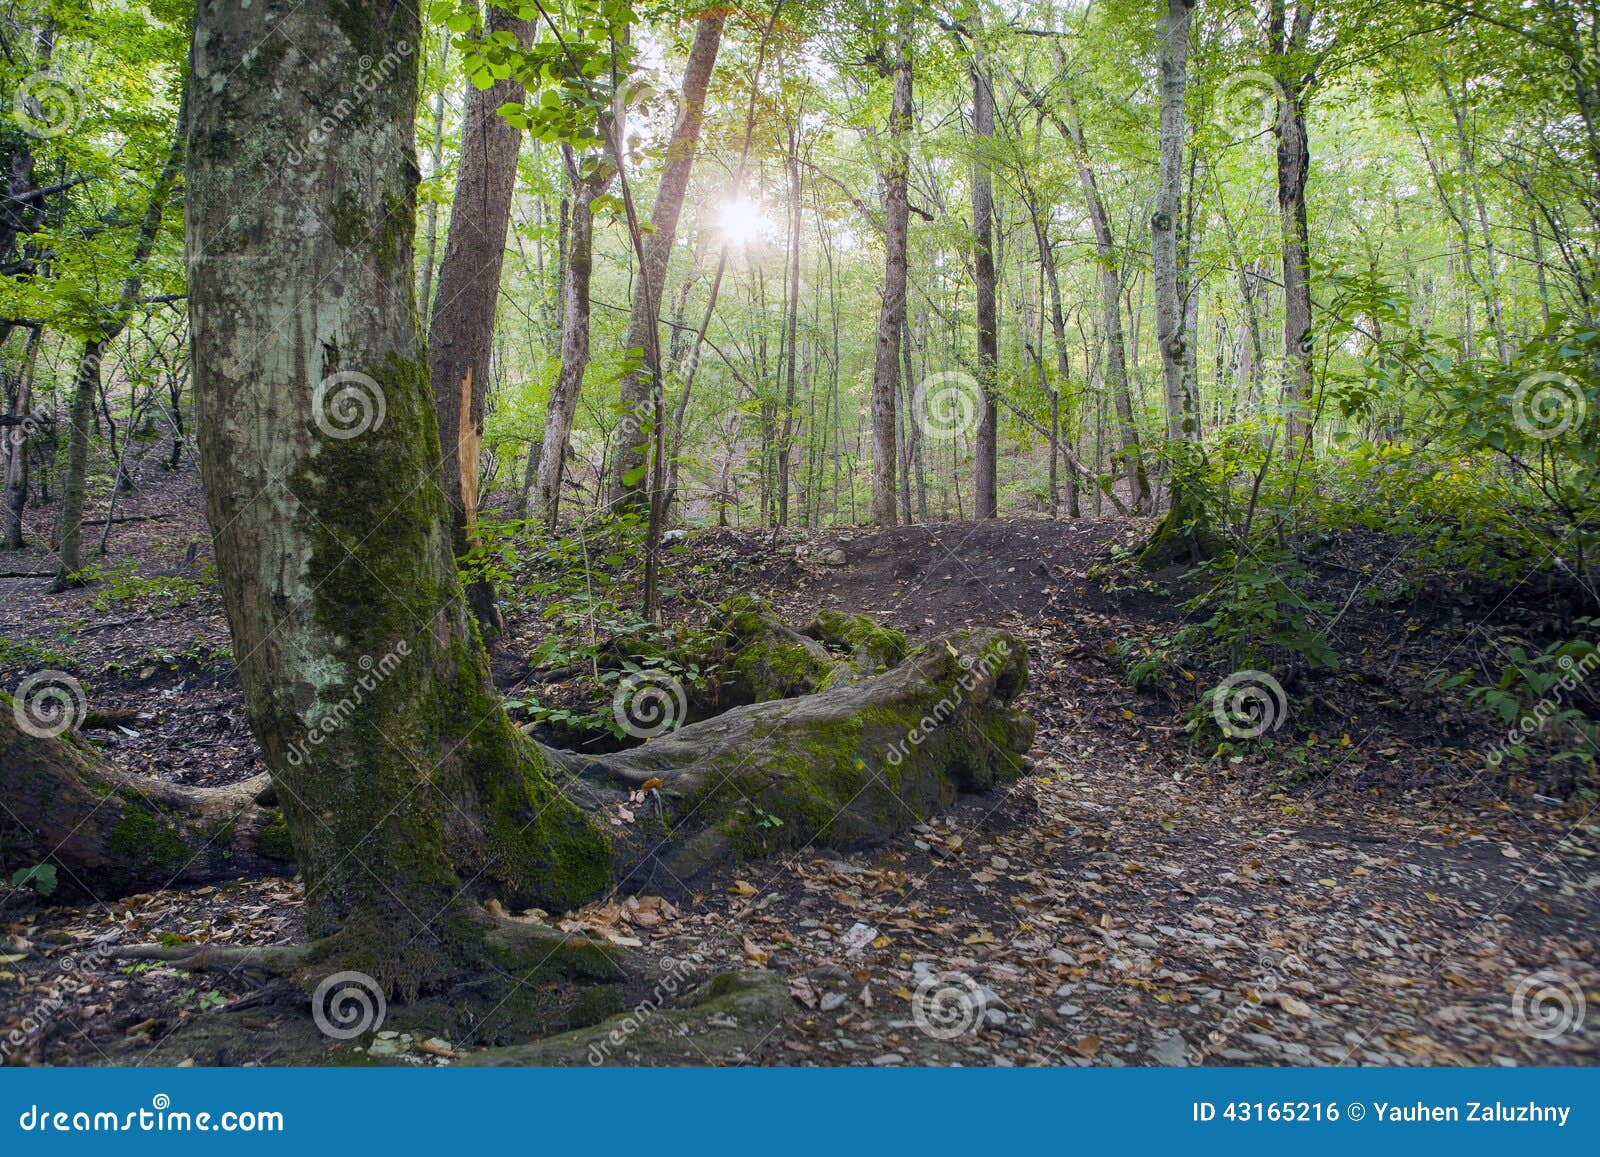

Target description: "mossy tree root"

left=553, top=626, right=1034, bottom=887
left=0, top=703, right=291, bottom=898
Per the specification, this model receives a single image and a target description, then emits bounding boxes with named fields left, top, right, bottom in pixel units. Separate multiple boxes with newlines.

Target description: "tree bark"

left=1270, top=0, right=1315, bottom=453
left=969, top=20, right=999, bottom=520
left=1153, top=0, right=1195, bottom=445
left=870, top=24, right=912, bottom=527
left=1051, top=82, right=1149, bottom=511
left=2, top=326, right=42, bottom=549
left=426, top=8, right=535, bottom=641
left=534, top=149, right=613, bottom=529
left=609, top=13, right=726, bottom=508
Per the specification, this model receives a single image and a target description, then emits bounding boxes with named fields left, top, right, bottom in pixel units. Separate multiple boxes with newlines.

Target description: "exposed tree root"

left=0, top=700, right=289, bottom=897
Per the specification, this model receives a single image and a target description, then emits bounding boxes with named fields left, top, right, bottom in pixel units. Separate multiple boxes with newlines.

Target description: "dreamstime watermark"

left=1211, top=69, right=1284, bottom=137
left=12, top=71, right=84, bottom=139
left=1210, top=670, right=1289, bottom=739
left=11, top=671, right=87, bottom=739
left=1512, top=371, right=1587, bottom=441
left=586, top=953, right=701, bottom=1064
left=17, top=1094, right=283, bottom=1133
left=1485, top=646, right=1599, bottom=768
left=311, top=970, right=386, bottom=1040
left=1510, top=970, right=1586, bottom=1041
left=1187, top=946, right=1307, bottom=1065
left=911, top=970, right=986, bottom=1040
left=612, top=670, right=688, bottom=739
left=285, top=43, right=414, bottom=166
left=883, top=641, right=1013, bottom=768
left=912, top=371, right=984, bottom=442
left=2, top=935, right=120, bottom=1061
left=285, top=641, right=410, bottom=766
left=311, top=370, right=386, bottom=439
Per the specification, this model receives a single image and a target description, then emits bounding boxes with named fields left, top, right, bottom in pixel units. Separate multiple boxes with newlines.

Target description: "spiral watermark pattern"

left=12, top=671, right=87, bottom=739
left=1510, top=970, right=1586, bottom=1041
left=612, top=671, right=688, bottom=739
left=912, top=371, right=983, bottom=441
left=311, top=371, right=386, bottom=440
left=911, top=970, right=985, bottom=1040
left=1211, top=670, right=1288, bottom=739
left=1512, top=371, right=1586, bottom=441
left=12, top=72, right=84, bottom=139
left=311, top=970, right=386, bottom=1040
left=1212, top=69, right=1282, bottom=136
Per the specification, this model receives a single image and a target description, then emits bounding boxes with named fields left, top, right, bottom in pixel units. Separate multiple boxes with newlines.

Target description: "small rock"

left=871, top=1053, right=905, bottom=1066
left=820, top=992, right=846, bottom=1012
left=1147, top=1029, right=1189, bottom=1066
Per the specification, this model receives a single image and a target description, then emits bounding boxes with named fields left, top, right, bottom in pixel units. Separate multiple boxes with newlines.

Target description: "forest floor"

left=1, top=460, right=1597, bottom=1067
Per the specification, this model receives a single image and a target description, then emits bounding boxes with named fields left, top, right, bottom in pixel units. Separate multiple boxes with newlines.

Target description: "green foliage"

left=9, top=864, right=58, bottom=897
left=88, top=560, right=210, bottom=613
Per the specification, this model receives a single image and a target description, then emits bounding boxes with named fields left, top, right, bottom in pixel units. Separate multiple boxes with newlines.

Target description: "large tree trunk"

left=185, top=1, right=1031, bottom=1006
left=970, top=22, right=999, bottom=520
left=534, top=150, right=613, bottom=529
left=870, top=25, right=912, bottom=528
left=609, top=14, right=726, bottom=508
left=426, top=8, right=535, bottom=641
left=189, top=0, right=610, bottom=993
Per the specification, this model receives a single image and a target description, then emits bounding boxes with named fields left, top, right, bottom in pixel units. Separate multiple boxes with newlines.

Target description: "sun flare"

left=718, top=197, right=770, bottom=246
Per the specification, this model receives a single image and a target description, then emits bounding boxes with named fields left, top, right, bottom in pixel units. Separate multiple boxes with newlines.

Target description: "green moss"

left=807, top=609, right=908, bottom=670
left=256, top=812, right=295, bottom=862
left=107, top=809, right=188, bottom=874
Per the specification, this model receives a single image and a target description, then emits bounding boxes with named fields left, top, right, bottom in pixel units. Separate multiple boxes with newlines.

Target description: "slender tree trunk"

left=1154, top=0, right=1194, bottom=446
left=2, top=326, right=42, bottom=549
left=535, top=151, right=613, bottom=529
left=870, top=24, right=912, bottom=527
left=1052, top=83, right=1148, bottom=511
left=777, top=128, right=803, bottom=526
left=1270, top=0, right=1315, bottom=453
left=417, top=38, right=451, bottom=328
left=610, top=14, right=726, bottom=507
left=970, top=21, right=999, bottom=520
left=426, top=8, right=534, bottom=641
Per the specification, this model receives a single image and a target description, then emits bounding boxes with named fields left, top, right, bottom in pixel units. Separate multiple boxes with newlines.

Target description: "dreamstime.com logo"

left=312, top=370, right=387, bottom=440
left=912, top=372, right=984, bottom=441
left=884, top=642, right=1012, bottom=767
left=911, top=970, right=986, bottom=1040
left=286, top=42, right=414, bottom=165
left=587, top=953, right=701, bottom=1064
left=1510, top=971, right=1586, bottom=1041
left=612, top=670, right=688, bottom=739
left=285, top=641, right=410, bottom=766
left=1211, top=670, right=1289, bottom=739
left=311, top=970, right=387, bottom=1040
left=11, top=671, right=87, bottom=739
left=1512, top=371, right=1587, bottom=441
left=17, top=1095, right=283, bottom=1134
left=12, top=71, right=84, bottom=139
